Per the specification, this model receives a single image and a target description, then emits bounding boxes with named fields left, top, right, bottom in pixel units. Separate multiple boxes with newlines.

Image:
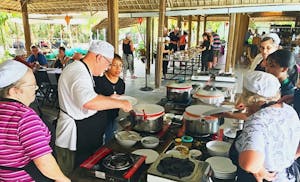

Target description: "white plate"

left=132, top=149, right=159, bottom=164
left=205, top=156, right=237, bottom=179
left=118, top=95, right=138, bottom=105
left=133, top=104, right=164, bottom=115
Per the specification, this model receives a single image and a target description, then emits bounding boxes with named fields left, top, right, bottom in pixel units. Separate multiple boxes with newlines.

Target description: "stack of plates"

left=205, top=156, right=237, bottom=179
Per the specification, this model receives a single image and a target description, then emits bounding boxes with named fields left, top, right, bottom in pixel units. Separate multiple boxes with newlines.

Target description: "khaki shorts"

left=55, top=146, right=75, bottom=176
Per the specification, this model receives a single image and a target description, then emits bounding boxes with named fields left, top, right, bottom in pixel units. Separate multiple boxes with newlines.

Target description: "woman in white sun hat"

left=229, top=71, right=300, bottom=182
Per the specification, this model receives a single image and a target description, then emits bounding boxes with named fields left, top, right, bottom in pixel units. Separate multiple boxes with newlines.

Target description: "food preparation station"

left=71, top=74, right=240, bottom=182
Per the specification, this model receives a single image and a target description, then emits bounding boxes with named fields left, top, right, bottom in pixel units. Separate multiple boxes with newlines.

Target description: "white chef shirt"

left=235, top=103, right=300, bottom=182
left=55, top=61, right=98, bottom=151
left=249, top=53, right=263, bottom=71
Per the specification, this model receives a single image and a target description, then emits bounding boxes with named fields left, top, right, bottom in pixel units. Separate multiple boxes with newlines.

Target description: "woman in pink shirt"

left=0, top=60, right=69, bottom=182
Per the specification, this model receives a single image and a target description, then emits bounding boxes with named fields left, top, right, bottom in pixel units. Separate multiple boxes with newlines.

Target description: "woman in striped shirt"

left=0, top=60, right=69, bottom=182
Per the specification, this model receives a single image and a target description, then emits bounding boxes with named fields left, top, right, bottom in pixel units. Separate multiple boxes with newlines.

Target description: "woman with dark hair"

left=94, top=53, right=126, bottom=143
left=266, top=49, right=298, bottom=96
left=199, top=32, right=212, bottom=71
left=54, top=47, right=70, bottom=68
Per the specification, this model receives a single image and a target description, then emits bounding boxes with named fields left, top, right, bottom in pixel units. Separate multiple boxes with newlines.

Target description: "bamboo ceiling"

left=0, top=0, right=299, bottom=14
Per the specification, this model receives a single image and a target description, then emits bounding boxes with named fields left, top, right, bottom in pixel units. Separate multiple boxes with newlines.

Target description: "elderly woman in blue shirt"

left=230, top=71, right=300, bottom=182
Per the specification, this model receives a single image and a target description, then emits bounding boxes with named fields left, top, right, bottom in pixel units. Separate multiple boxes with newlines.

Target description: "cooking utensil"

left=133, top=104, right=165, bottom=133
left=193, top=85, right=225, bottom=105
left=166, top=82, right=193, bottom=103
left=183, top=105, right=220, bottom=135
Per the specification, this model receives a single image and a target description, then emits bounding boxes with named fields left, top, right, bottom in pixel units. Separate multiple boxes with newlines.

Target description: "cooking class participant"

left=0, top=61, right=70, bottom=182
left=266, top=49, right=298, bottom=97
left=217, top=49, right=299, bottom=121
left=94, top=53, right=125, bottom=144
left=229, top=71, right=300, bottom=182
left=55, top=40, right=132, bottom=175
left=199, top=32, right=212, bottom=72
left=249, top=33, right=280, bottom=71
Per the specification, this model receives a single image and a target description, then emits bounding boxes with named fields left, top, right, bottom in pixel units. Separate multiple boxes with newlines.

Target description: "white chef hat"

left=0, top=60, right=28, bottom=88
left=88, top=40, right=114, bottom=60
left=262, top=33, right=281, bottom=45
left=15, top=49, right=26, bottom=56
left=243, top=71, right=280, bottom=98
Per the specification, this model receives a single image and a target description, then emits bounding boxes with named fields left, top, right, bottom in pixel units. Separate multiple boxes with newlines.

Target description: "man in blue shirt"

left=26, top=45, right=48, bottom=66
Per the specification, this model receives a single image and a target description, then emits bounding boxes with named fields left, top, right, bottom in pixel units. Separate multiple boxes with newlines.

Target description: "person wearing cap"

left=229, top=71, right=300, bottom=182
left=249, top=33, right=280, bottom=71
left=163, top=36, right=171, bottom=79
left=55, top=40, right=132, bottom=175
left=26, top=45, right=48, bottom=67
left=0, top=60, right=70, bottom=181
left=122, top=33, right=137, bottom=80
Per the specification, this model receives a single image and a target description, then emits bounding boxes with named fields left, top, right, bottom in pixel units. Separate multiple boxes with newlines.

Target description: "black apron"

left=229, top=101, right=299, bottom=182
left=0, top=98, right=53, bottom=182
left=73, top=60, right=108, bottom=167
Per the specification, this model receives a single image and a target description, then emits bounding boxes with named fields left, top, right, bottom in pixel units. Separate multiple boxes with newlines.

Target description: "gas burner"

left=102, top=153, right=134, bottom=171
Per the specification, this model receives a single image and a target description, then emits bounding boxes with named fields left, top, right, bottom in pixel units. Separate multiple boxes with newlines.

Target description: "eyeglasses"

left=103, top=56, right=112, bottom=66
left=19, top=84, right=39, bottom=90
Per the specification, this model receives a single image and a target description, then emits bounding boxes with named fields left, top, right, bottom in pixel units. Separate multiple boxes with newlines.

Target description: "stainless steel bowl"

left=133, top=115, right=163, bottom=133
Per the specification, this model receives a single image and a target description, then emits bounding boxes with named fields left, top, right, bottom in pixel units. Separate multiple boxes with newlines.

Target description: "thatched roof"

left=93, top=17, right=140, bottom=30
left=1, top=0, right=299, bottom=14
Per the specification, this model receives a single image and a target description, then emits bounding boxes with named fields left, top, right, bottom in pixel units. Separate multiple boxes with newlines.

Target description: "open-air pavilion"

left=1, top=0, right=300, bottom=87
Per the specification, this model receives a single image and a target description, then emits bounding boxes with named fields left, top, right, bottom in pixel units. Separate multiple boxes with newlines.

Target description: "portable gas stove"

left=80, top=147, right=146, bottom=182
left=157, top=98, right=193, bottom=115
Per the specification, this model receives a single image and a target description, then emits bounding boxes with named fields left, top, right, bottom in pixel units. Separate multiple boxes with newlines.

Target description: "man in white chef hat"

left=55, top=40, right=132, bottom=175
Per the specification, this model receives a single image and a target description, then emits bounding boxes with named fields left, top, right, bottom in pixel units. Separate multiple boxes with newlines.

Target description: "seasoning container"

left=175, top=138, right=182, bottom=146
left=181, top=135, right=193, bottom=148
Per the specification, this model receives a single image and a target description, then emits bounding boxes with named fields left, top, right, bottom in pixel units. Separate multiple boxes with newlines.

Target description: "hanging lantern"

left=137, top=17, right=143, bottom=25
left=65, top=15, right=71, bottom=25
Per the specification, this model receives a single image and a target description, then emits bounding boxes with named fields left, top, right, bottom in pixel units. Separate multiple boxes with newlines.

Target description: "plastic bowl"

left=206, top=141, right=231, bottom=157
left=141, top=136, right=159, bottom=148
left=115, top=131, right=140, bottom=148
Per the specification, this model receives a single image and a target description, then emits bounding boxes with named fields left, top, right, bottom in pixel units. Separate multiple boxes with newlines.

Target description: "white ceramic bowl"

left=115, top=131, right=140, bottom=148
left=141, top=136, right=159, bottom=148
left=206, top=141, right=231, bottom=157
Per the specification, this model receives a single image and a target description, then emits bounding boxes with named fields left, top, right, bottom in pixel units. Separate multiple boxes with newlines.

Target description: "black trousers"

left=163, top=61, right=169, bottom=75
left=75, top=111, right=108, bottom=167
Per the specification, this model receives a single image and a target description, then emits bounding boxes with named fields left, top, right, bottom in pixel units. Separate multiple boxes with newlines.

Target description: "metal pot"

left=132, top=104, right=165, bottom=133
left=183, top=105, right=219, bottom=135
left=185, top=116, right=219, bottom=135
left=166, top=82, right=192, bottom=103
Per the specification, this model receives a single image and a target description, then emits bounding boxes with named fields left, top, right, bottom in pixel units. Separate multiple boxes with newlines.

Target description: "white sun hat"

left=0, top=60, right=28, bottom=88
left=243, top=71, right=280, bottom=98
